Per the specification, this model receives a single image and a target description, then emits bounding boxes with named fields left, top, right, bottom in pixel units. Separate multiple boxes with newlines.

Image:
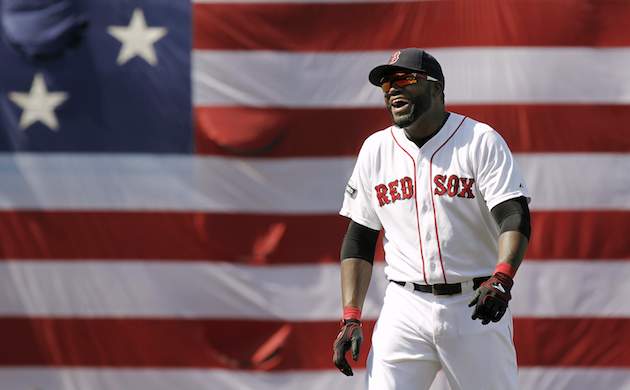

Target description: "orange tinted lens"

left=381, top=81, right=392, bottom=93
left=394, top=79, right=417, bottom=87
left=380, top=77, right=417, bottom=93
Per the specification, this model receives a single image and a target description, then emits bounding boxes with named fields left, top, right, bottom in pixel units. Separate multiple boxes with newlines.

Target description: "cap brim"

left=368, top=64, right=421, bottom=86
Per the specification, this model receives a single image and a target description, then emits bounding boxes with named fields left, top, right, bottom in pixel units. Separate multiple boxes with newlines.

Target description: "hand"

left=468, top=272, right=514, bottom=325
left=332, top=319, right=363, bottom=376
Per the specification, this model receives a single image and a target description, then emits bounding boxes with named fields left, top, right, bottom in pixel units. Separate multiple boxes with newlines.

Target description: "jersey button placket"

left=418, top=159, right=433, bottom=283
left=425, top=230, right=435, bottom=279
left=416, top=155, right=430, bottom=284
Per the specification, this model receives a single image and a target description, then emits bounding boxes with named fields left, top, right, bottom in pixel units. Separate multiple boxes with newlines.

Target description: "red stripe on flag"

left=528, top=211, right=630, bottom=260
left=516, top=317, right=630, bottom=367
left=0, top=317, right=628, bottom=368
left=193, top=1, right=630, bottom=50
left=0, top=211, right=627, bottom=262
left=0, top=211, right=349, bottom=263
left=195, top=105, right=630, bottom=157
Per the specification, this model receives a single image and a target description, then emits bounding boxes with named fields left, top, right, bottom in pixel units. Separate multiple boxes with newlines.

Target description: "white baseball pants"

left=367, top=281, right=518, bottom=390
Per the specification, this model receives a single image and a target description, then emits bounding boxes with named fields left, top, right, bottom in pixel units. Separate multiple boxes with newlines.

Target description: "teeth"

left=391, top=99, right=408, bottom=108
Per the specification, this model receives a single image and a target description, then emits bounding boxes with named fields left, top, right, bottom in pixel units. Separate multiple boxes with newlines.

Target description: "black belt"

left=391, top=276, right=490, bottom=296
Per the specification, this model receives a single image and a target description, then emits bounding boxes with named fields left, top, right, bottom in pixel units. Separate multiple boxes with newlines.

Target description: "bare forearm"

left=496, top=230, right=528, bottom=271
left=341, top=258, right=373, bottom=309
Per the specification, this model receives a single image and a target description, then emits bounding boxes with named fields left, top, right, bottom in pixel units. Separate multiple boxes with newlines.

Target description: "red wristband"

left=343, top=306, right=362, bottom=321
left=494, top=263, right=516, bottom=279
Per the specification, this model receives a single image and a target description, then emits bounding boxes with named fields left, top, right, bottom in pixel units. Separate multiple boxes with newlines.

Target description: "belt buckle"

left=404, top=282, right=416, bottom=293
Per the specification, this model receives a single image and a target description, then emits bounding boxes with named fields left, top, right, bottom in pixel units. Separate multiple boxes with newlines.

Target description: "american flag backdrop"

left=0, top=0, right=629, bottom=389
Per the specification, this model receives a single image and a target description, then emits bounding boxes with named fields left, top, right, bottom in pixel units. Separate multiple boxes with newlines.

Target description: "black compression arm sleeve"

left=340, top=220, right=380, bottom=264
left=490, top=196, right=531, bottom=239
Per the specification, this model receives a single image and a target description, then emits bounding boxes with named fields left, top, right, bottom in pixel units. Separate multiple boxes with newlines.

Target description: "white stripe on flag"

left=0, top=153, right=628, bottom=211
left=0, top=368, right=628, bottom=390
left=1, top=261, right=628, bottom=318
left=193, top=49, right=630, bottom=106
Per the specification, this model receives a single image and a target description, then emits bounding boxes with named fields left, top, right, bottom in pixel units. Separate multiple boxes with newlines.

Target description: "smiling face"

left=381, top=72, right=439, bottom=128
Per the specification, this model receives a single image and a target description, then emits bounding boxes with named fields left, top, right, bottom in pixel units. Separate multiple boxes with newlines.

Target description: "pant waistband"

left=390, top=276, right=490, bottom=296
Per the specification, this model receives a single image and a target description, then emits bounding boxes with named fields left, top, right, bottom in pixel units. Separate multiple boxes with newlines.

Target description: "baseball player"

left=332, top=48, right=531, bottom=390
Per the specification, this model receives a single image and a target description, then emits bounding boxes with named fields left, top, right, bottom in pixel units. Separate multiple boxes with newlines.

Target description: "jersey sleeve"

left=339, top=138, right=382, bottom=231
left=474, top=129, right=531, bottom=210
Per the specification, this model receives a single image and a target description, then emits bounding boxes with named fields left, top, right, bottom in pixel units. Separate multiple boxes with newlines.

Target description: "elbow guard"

left=340, top=220, right=380, bottom=264
left=491, top=196, right=531, bottom=239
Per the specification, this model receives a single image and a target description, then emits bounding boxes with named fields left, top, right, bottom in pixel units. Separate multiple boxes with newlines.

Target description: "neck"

left=404, top=109, right=449, bottom=143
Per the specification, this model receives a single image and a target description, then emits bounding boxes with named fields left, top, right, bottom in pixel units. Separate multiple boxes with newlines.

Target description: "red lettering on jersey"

left=458, top=178, right=475, bottom=198
left=434, top=174, right=475, bottom=199
left=447, top=175, right=460, bottom=197
left=375, top=184, right=390, bottom=207
left=433, top=174, right=447, bottom=195
left=388, top=180, right=402, bottom=203
left=400, top=176, right=414, bottom=199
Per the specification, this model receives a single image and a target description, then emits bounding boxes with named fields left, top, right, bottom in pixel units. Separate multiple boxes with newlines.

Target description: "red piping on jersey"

left=390, top=128, right=428, bottom=285
left=429, top=116, right=467, bottom=284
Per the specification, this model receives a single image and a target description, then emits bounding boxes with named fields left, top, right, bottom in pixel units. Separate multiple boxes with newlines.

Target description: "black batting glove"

left=332, top=319, right=363, bottom=376
left=468, top=272, right=514, bottom=325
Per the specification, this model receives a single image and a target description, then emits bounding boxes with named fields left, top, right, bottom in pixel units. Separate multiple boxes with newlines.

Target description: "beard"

left=390, top=89, right=432, bottom=128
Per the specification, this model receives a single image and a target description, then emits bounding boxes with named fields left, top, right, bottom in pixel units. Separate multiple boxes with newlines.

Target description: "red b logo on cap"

left=388, top=50, right=400, bottom=64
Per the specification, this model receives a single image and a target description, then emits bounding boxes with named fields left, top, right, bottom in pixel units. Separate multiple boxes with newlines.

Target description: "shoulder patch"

left=345, top=183, right=357, bottom=198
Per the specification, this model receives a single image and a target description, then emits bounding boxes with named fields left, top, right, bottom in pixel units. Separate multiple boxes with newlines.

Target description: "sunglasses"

left=379, top=72, right=439, bottom=93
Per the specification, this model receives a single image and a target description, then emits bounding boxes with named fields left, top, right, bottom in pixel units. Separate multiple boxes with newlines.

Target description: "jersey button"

left=430, top=263, right=436, bottom=271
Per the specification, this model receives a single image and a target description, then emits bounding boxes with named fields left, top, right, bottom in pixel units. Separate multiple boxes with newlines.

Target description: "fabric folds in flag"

left=0, top=0, right=629, bottom=389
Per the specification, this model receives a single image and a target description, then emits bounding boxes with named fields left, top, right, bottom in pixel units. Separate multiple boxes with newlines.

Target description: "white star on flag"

left=108, top=8, right=168, bottom=66
left=8, top=73, right=69, bottom=131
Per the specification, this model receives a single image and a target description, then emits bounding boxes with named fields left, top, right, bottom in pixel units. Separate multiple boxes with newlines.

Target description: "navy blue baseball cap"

left=369, top=48, right=445, bottom=87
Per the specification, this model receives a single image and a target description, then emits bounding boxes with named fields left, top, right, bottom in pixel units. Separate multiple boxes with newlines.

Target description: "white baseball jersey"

left=340, top=112, right=530, bottom=285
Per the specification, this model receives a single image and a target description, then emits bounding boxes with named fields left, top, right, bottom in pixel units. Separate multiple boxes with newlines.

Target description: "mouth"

left=389, top=97, right=411, bottom=114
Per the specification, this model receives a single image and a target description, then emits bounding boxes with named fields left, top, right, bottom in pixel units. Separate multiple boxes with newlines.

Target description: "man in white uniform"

left=332, top=48, right=531, bottom=390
